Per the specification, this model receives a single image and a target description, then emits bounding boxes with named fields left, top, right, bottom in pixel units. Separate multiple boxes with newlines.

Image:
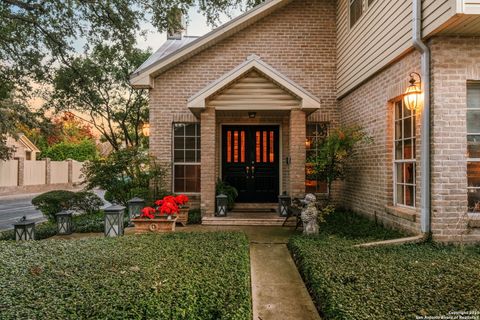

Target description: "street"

left=0, top=190, right=108, bottom=231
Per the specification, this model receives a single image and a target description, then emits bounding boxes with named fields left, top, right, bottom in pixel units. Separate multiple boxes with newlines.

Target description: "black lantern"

left=104, top=205, right=125, bottom=237
left=56, top=211, right=73, bottom=235
left=13, top=216, right=35, bottom=241
left=216, top=194, right=228, bottom=217
left=278, top=194, right=291, bottom=217
left=127, top=197, right=145, bottom=226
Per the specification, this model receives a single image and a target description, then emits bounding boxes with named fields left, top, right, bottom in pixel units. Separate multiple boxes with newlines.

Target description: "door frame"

left=219, top=123, right=283, bottom=196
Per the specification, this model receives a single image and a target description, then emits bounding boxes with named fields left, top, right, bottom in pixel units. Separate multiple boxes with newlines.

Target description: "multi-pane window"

left=350, top=0, right=376, bottom=28
left=467, top=83, right=480, bottom=212
left=173, top=123, right=201, bottom=193
left=394, top=100, right=416, bottom=207
left=306, top=122, right=329, bottom=194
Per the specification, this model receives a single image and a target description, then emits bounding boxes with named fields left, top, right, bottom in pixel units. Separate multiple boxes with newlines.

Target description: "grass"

left=288, top=211, right=480, bottom=320
left=0, top=232, right=251, bottom=319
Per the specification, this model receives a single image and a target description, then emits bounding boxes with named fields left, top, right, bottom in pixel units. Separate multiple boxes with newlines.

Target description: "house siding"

left=336, top=0, right=456, bottom=98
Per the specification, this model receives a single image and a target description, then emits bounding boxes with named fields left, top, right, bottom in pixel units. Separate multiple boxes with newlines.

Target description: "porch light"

left=278, top=194, right=291, bottom=217
left=404, top=72, right=422, bottom=111
left=104, top=205, right=125, bottom=237
left=13, top=216, right=35, bottom=241
left=248, top=112, right=256, bottom=119
left=142, top=123, right=150, bottom=137
left=127, top=197, right=145, bottom=226
left=56, top=211, right=73, bottom=235
left=216, top=194, right=228, bottom=216
left=305, top=139, right=311, bottom=148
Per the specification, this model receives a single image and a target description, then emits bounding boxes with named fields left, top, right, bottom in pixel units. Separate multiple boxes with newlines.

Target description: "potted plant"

left=131, top=196, right=179, bottom=233
left=155, top=194, right=189, bottom=226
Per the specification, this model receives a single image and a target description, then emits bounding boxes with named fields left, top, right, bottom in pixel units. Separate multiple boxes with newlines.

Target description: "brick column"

left=45, top=158, right=51, bottom=185
left=200, top=107, right=216, bottom=216
left=289, top=109, right=306, bottom=197
left=15, top=157, right=24, bottom=187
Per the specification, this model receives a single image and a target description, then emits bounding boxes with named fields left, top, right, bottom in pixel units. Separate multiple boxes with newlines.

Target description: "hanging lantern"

left=404, top=72, right=422, bottom=111
left=56, top=211, right=73, bottom=235
left=127, top=197, right=145, bottom=226
left=13, top=216, right=35, bottom=241
left=216, top=194, right=228, bottom=217
left=104, top=205, right=125, bottom=237
left=278, top=194, right=291, bottom=217
left=142, top=123, right=150, bottom=137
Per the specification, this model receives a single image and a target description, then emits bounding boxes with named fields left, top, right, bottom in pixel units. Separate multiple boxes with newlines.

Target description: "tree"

left=307, top=125, right=371, bottom=202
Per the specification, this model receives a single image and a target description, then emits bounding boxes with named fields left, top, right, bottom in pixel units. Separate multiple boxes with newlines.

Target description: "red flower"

left=154, top=199, right=164, bottom=207
left=159, top=200, right=179, bottom=215
left=140, top=207, right=156, bottom=219
left=175, top=194, right=189, bottom=206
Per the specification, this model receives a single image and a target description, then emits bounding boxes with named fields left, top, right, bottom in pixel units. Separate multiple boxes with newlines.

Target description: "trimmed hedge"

left=288, top=212, right=480, bottom=319
left=0, top=232, right=251, bottom=319
left=188, top=208, right=202, bottom=224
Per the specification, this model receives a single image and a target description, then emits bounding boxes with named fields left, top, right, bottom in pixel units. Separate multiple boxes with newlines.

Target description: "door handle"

left=245, top=166, right=250, bottom=178
left=251, top=166, right=255, bottom=177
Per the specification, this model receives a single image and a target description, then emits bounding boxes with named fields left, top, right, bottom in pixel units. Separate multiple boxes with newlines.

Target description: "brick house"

left=130, top=0, right=480, bottom=242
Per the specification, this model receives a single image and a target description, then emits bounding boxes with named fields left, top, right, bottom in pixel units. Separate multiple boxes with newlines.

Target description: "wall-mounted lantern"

left=13, top=216, right=35, bottom=241
left=278, top=194, right=291, bottom=217
left=56, top=211, right=73, bottom=235
left=104, top=205, right=125, bottom=237
left=248, top=112, right=257, bottom=119
left=216, top=194, right=228, bottom=217
left=142, top=123, right=150, bottom=137
left=127, top=197, right=145, bottom=226
left=404, top=72, right=422, bottom=111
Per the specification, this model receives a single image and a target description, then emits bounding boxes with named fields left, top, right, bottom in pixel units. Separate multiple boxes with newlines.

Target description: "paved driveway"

left=0, top=190, right=108, bottom=231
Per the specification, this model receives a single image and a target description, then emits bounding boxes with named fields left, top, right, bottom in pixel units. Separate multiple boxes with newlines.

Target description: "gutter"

left=412, top=0, right=431, bottom=234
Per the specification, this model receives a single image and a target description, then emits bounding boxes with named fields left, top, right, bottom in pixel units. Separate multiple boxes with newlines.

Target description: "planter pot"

left=131, top=216, right=177, bottom=234
left=177, top=206, right=189, bottom=226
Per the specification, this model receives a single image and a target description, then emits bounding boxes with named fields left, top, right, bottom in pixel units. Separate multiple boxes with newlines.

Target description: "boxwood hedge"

left=0, top=232, right=251, bottom=319
left=288, top=212, right=480, bottom=320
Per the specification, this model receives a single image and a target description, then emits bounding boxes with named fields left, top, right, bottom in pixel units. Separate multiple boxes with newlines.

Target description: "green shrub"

left=216, top=178, right=238, bottom=210
left=40, top=139, right=97, bottom=161
left=0, top=232, right=251, bottom=319
left=31, top=190, right=76, bottom=221
left=83, top=147, right=167, bottom=206
left=288, top=211, right=480, bottom=320
left=188, top=208, right=202, bottom=224
left=31, top=190, right=103, bottom=221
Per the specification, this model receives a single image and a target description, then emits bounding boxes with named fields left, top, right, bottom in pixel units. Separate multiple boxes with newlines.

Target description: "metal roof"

left=134, top=36, right=199, bottom=74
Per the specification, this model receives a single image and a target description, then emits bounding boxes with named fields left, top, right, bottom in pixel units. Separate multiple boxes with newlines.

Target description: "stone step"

left=202, top=216, right=296, bottom=227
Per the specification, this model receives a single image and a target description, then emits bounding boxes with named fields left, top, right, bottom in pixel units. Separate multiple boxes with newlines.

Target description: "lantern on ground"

left=404, top=72, right=422, bottom=111
left=56, top=211, right=73, bottom=235
left=13, top=216, right=35, bottom=241
left=104, top=205, right=125, bottom=237
left=216, top=194, right=228, bottom=217
left=278, top=194, right=291, bottom=217
left=127, top=197, right=145, bottom=226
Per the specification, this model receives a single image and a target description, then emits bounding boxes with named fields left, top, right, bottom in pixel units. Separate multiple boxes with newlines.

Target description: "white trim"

left=187, top=55, right=320, bottom=115
left=129, top=0, right=292, bottom=88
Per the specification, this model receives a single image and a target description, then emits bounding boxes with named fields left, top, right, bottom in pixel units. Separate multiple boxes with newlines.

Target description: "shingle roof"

left=134, top=36, right=199, bottom=74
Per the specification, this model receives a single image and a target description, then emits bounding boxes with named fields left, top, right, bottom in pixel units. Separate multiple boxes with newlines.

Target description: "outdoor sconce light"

left=142, top=123, right=150, bottom=137
left=216, top=194, right=228, bottom=217
left=56, top=211, right=73, bottom=235
left=104, top=204, right=125, bottom=237
left=248, top=112, right=257, bottom=119
left=127, top=197, right=145, bottom=226
left=404, top=72, right=422, bottom=111
left=278, top=194, right=291, bottom=217
left=305, top=139, right=311, bottom=148
left=13, top=216, right=35, bottom=241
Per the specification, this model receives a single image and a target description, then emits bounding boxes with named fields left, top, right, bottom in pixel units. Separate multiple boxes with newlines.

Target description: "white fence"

left=0, top=158, right=84, bottom=188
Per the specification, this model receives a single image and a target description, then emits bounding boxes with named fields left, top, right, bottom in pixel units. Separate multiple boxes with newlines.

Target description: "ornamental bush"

left=288, top=211, right=480, bottom=319
left=188, top=208, right=202, bottom=224
left=0, top=232, right=252, bottom=319
left=40, top=139, right=97, bottom=161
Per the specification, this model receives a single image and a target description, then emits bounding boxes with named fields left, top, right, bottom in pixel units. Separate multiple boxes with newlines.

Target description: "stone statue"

left=301, top=193, right=319, bottom=235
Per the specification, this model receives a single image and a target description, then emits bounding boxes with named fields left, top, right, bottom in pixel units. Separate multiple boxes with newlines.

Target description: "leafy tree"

left=41, top=139, right=97, bottom=162
left=307, top=125, right=371, bottom=202
left=82, top=147, right=167, bottom=206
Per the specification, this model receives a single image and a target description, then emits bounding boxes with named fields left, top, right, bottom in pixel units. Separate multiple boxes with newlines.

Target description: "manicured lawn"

left=289, top=212, right=480, bottom=320
left=0, top=232, right=251, bottom=319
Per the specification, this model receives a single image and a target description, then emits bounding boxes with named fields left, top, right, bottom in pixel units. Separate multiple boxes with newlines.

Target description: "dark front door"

left=222, top=125, right=279, bottom=203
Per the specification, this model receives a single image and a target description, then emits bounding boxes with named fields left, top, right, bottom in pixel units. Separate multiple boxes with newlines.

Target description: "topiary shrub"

left=188, top=208, right=202, bottom=224
left=31, top=190, right=76, bottom=221
left=71, top=191, right=103, bottom=214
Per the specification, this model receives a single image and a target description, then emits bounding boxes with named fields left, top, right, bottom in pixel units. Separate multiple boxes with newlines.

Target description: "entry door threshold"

left=202, top=216, right=296, bottom=227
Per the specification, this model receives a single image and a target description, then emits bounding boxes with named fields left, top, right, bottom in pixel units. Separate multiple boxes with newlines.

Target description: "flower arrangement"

left=139, top=194, right=189, bottom=220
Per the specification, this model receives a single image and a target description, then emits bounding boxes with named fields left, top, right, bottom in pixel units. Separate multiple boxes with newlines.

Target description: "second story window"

left=350, top=0, right=363, bottom=28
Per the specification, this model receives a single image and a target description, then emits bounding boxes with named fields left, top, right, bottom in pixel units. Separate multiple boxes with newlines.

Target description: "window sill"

left=384, top=205, right=417, bottom=222
left=467, top=213, right=480, bottom=228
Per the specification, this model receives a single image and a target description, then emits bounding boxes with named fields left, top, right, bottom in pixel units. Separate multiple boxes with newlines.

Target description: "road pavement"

left=0, top=190, right=108, bottom=231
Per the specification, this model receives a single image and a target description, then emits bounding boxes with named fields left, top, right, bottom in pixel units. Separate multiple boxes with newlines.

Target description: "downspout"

left=412, top=0, right=431, bottom=234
